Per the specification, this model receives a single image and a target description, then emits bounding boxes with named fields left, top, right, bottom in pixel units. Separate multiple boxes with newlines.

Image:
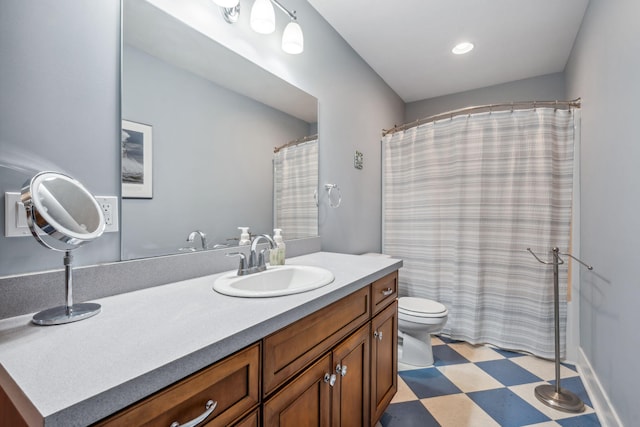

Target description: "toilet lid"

left=399, top=297, right=447, bottom=317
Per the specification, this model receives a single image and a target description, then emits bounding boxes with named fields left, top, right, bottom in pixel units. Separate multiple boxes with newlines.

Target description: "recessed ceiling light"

left=452, top=42, right=474, bottom=55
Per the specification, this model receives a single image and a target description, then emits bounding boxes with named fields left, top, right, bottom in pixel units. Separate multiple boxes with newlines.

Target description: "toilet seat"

left=399, top=297, right=448, bottom=318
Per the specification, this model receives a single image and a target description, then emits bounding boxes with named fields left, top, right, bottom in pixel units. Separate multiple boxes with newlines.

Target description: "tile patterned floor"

left=380, top=336, right=601, bottom=427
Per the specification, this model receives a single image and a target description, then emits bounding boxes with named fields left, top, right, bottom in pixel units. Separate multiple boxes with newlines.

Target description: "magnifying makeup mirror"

left=21, top=171, right=106, bottom=325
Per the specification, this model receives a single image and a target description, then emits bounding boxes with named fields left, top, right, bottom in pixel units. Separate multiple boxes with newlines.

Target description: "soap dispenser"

left=238, top=227, right=251, bottom=246
left=270, top=229, right=286, bottom=265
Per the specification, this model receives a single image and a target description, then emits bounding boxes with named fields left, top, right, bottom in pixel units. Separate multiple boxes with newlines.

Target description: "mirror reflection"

left=273, top=136, right=318, bottom=240
left=121, top=0, right=318, bottom=260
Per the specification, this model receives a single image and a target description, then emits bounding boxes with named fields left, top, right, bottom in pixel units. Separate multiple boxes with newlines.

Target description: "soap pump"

left=270, top=228, right=286, bottom=265
left=238, top=227, right=251, bottom=246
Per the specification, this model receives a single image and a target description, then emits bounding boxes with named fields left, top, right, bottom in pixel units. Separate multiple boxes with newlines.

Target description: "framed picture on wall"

left=121, top=119, right=153, bottom=198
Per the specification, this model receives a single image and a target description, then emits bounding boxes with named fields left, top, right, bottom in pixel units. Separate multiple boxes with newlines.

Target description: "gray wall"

left=151, top=0, right=405, bottom=255
left=122, top=45, right=310, bottom=259
left=565, top=0, right=640, bottom=425
left=405, top=73, right=566, bottom=122
left=0, top=0, right=121, bottom=275
left=0, top=0, right=402, bottom=277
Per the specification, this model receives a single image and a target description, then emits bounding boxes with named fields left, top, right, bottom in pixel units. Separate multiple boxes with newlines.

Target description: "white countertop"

left=0, top=252, right=401, bottom=426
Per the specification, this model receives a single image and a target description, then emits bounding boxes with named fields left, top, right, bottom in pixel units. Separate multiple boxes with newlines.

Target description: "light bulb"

left=212, top=0, right=239, bottom=7
left=282, top=21, right=304, bottom=54
left=452, top=42, right=474, bottom=55
left=250, top=0, right=275, bottom=34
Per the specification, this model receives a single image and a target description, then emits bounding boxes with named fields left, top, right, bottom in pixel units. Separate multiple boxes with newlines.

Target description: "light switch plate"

left=354, top=151, right=364, bottom=169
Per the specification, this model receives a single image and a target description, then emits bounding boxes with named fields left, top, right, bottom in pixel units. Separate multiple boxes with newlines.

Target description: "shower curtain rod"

left=381, top=98, right=582, bottom=137
left=274, top=133, right=318, bottom=153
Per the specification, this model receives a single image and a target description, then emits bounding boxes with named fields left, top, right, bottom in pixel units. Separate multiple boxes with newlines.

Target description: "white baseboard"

left=577, top=347, right=624, bottom=427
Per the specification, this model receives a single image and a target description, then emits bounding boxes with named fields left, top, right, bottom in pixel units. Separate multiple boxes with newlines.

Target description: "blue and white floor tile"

left=381, top=336, right=600, bottom=427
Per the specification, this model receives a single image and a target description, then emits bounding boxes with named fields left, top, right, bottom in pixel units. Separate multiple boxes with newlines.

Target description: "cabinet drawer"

left=263, top=286, right=370, bottom=396
left=95, top=344, right=260, bottom=427
left=371, top=271, right=398, bottom=315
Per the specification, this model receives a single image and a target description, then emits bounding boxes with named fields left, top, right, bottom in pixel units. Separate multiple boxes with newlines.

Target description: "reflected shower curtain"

left=273, top=138, right=318, bottom=239
left=382, top=108, right=575, bottom=358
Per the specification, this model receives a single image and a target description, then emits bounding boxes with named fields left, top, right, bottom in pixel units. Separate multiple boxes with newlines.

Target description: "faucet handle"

left=226, top=252, right=247, bottom=275
left=257, top=248, right=271, bottom=269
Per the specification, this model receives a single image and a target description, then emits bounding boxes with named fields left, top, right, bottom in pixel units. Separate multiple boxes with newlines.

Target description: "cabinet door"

left=370, top=301, right=398, bottom=426
left=227, top=408, right=259, bottom=427
left=331, top=323, right=370, bottom=427
left=263, top=353, right=333, bottom=427
left=263, top=287, right=370, bottom=397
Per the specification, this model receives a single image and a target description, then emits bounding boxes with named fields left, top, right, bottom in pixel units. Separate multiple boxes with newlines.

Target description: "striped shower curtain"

left=382, top=108, right=576, bottom=358
left=273, top=138, right=318, bottom=239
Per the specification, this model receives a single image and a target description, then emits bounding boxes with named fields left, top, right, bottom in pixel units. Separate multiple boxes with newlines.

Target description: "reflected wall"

left=122, top=45, right=313, bottom=259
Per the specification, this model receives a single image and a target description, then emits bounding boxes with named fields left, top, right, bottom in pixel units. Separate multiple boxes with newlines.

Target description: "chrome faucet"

left=186, top=230, right=207, bottom=250
left=249, top=234, right=276, bottom=272
left=227, top=234, right=276, bottom=276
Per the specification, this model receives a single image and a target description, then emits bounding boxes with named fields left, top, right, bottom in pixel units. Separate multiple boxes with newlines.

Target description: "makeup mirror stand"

left=31, top=250, right=102, bottom=325
left=22, top=171, right=106, bottom=326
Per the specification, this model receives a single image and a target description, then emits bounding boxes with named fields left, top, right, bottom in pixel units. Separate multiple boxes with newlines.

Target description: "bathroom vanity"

left=0, top=252, right=401, bottom=427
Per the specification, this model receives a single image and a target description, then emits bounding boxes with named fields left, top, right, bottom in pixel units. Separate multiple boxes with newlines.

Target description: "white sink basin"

left=213, top=265, right=335, bottom=297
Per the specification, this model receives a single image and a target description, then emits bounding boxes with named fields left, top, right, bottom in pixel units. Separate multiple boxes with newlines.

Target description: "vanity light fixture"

left=214, top=0, right=303, bottom=54
left=250, top=0, right=276, bottom=34
left=212, top=0, right=239, bottom=6
left=452, top=41, right=474, bottom=55
left=282, top=20, right=304, bottom=54
left=212, top=0, right=241, bottom=23
left=252, top=0, right=303, bottom=54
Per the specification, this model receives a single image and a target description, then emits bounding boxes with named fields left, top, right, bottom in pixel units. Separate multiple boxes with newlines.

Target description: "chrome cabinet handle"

left=170, top=400, right=217, bottom=427
left=373, top=330, right=383, bottom=341
left=336, top=364, right=348, bottom=377
left=324, top=372, right=337, bottom=387
left=381, top=287, right=393, bottom=296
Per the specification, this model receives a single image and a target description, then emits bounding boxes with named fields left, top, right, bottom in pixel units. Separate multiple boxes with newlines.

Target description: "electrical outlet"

left=4, top=192, right=119, bottom=236
left=94, top=196, right=119, bottom=233
left=4, top=192, right=31, bottom=237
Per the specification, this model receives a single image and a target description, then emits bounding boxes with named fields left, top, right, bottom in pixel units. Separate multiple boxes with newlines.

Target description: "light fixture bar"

left=270, top=0, right=296, bottom=20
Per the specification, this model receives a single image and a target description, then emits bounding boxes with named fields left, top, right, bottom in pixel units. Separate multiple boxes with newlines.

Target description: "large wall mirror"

left=122, top=0, right=318, bottom=260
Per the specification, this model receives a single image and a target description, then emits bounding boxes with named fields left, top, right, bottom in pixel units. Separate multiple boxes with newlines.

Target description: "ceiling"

left=307, top=0, right=590, bottom=102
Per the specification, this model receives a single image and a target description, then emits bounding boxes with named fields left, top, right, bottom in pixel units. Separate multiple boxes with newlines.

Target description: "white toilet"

left=398, top=296, right=448, bottom=367
left=360, top=253, right=448, bottom=368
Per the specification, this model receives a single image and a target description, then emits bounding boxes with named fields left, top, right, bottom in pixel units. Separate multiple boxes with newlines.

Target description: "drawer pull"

left=170, top=400, right=217, bottom=427
left=324, top=373, right=337, bottom=387
left=373, top=330, right=383, bottom=341
left=381, top=287, right=394, bottom=296
left=336, top=363, right=348, bottom=377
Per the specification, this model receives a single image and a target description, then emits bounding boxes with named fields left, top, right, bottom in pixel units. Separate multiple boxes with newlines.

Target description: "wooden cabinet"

left=371, top=271, right=398, bottom=316
left=263, top=353, right=333, bottom=427
left=80, top=271, right=398, bottom=427
left=331, top=323, right=371, bottom=427
left=230, top=408, right=260, bottom=427
left=264, top=271, right=398, bottom=427
left=95, top=344, right=260, bottom=427
left=262, top=286, right=370, bottom=397
left=370, top=300, right=398, bottom=425
left=263, top=325, right=372, bottom=427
